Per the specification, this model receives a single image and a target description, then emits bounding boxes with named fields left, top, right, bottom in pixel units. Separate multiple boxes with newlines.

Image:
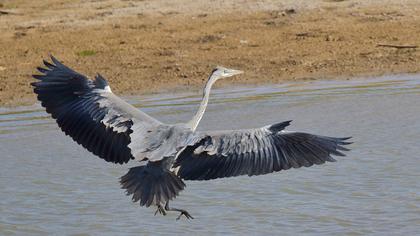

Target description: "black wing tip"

left=50, top=54, right=61, bottom=65
left=43, top=59, right=50, bottom=65
left=331, top=137, right=352, bottom=157
left=339, top=136, right=352, bottom=141
left=36, top=66, right=48, bottom=73
left=328, top=156, right=337, bottom=162
left=338, top=137, right=353, bottom=145
left=337, top=146, right=350, bottom=151
left=32, top=74, right=44, bottom=80
left=34, top=55, right=60, bottom=78
left=40, top=54, right=61, bottom=67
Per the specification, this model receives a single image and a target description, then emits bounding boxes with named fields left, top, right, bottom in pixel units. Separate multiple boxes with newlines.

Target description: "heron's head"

left=211, top=66, right=243, bottom=80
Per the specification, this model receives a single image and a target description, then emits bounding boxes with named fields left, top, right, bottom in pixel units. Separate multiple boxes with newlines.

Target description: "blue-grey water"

left=1, top=74, right=419, bottom=235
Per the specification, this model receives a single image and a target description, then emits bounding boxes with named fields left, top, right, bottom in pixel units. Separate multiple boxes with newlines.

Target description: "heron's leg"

left=154, top=204, right=166, bottom=216
left=164, top=201, right=194, bottom=220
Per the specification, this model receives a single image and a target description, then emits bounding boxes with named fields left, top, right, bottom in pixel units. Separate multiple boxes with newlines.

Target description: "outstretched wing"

left=173, top=121, right=351, bottom=180
left=32, top=56, right=163, bottom=164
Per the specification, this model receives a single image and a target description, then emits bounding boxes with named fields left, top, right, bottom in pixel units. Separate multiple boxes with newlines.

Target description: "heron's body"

left=32, top=56, right=351, bottom=220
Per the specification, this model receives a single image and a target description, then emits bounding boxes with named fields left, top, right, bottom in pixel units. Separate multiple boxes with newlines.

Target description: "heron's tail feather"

left=120, top=164, right=185, bottom=207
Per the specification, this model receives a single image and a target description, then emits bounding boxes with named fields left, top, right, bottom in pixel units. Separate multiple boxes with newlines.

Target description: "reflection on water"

left=1, top=74, right=419, bottom=235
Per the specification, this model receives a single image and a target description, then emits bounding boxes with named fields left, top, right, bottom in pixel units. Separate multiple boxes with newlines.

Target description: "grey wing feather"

left=173, top=120, right=351, bottom=180
left=32, top=56, right=164, bottom=164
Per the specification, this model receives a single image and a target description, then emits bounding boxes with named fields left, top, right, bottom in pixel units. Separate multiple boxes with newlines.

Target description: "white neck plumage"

left=187, top=73, right=219, bottom=132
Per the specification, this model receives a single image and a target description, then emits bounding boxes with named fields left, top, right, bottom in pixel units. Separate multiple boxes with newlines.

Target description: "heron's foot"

left=176, top=210, right=194, bottom=220
left=154, top=204, right=166, bottom=216
left=164, top=202, right=194, bottom=220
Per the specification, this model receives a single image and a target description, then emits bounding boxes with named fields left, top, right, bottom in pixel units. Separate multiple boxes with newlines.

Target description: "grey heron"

left=32, top=56, right=351, bottom=220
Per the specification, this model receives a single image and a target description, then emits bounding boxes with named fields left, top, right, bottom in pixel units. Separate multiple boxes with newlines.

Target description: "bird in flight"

left=32, top=56, right=351, bottom=220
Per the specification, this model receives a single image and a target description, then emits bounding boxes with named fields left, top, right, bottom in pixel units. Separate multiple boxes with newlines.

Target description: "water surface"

left=1, top=74, right=419, bottom=235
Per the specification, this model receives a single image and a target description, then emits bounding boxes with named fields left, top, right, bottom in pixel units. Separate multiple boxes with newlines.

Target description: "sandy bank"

left=0, top=0, right=419, bottom=106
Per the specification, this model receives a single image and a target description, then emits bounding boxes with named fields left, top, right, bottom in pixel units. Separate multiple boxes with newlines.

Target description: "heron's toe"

left=154, top=205, right=167, bottom=216
left=176, top=210, right=194, bottom=220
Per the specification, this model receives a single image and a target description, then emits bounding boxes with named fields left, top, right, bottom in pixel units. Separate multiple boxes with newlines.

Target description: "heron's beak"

left=226, top=69, right=244, bottom=77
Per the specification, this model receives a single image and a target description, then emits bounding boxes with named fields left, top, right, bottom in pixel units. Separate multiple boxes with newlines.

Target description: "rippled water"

left=1, top=74, right=419, bottom=235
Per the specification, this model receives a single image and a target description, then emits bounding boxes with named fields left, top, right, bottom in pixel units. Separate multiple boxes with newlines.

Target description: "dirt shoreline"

left=0, top=0, right=419, bottom=106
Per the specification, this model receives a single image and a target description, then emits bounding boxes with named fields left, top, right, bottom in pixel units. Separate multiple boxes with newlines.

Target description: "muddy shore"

left=0, top=0, right=419, bottom=106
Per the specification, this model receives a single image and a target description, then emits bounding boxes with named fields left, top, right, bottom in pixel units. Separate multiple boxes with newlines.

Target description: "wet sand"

left=0, top=0, right=420, bottom=106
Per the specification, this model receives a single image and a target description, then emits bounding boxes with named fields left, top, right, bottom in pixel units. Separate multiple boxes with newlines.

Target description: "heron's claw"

left=164, top=201, right=194, bottom=220
left=176, top=210, right=194, bottom=220
left=154, top=204, right=166, bottom=216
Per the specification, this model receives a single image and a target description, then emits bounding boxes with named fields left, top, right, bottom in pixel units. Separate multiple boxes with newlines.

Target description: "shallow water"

left=1, top=74, right=419, bottom=235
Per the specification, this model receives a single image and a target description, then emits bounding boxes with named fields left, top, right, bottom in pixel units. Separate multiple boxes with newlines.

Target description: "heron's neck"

left=188, top=75, right=217, bottom=131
